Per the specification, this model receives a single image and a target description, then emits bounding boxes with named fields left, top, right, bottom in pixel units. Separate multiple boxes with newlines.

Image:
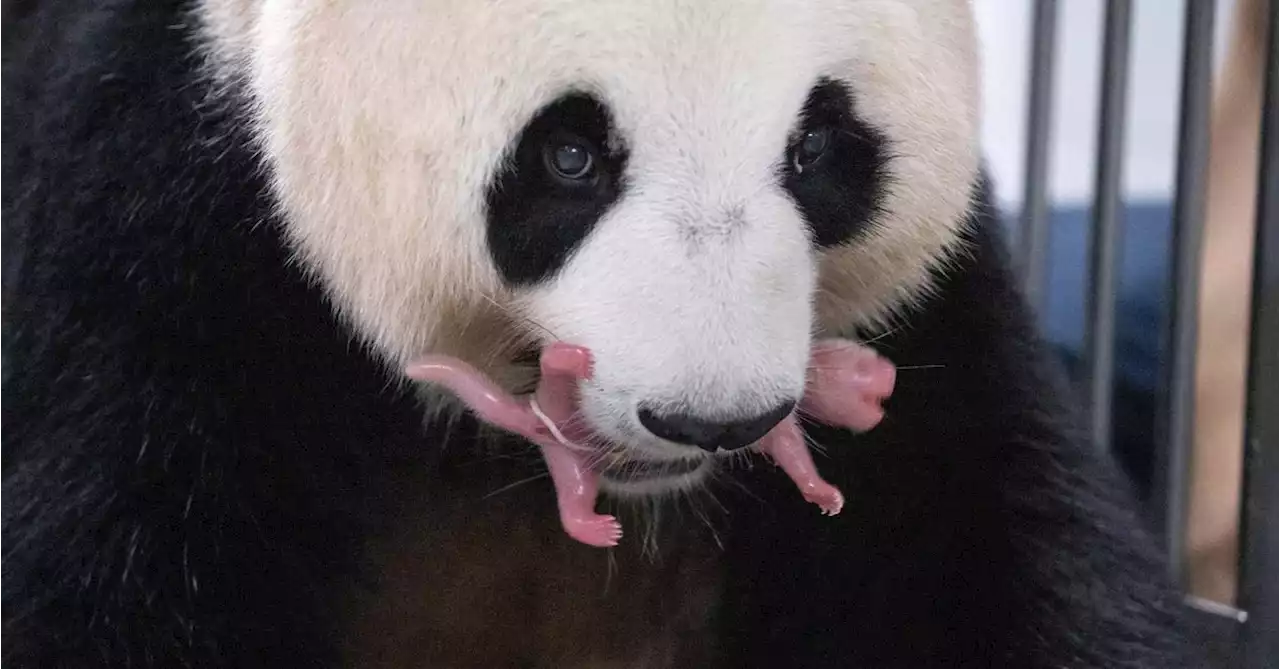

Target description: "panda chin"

left=585, top=420, right=769, bottom=496
left=596, top=455, right=716, bottom=497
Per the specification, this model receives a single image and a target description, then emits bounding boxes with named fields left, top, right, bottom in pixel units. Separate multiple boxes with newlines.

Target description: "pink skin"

left=404, top=339, right=896, bottom=548
left=756, top=339, right=899, bottom=515
left=406, top=344, right=622, bottom=547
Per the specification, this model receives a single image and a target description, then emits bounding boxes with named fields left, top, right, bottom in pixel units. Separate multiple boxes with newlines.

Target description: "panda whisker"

left=738, top=448, right=762, bottom=472
left=836, top=127, right=875, bottom=144
left=579, top=439, right=626, bottom=470
left=709, top=467, right=766, bottom=507
left=482, top=471, right=551, bottom=500
left=477, top=325, right=534, bottom=373
left=801, top=430, right=828, bottom=457
left=579, top=447, right=617, bottom=471
left=800, top=376, right=822, bottom=394
left=450, top=294, right=546, bottom=383
left=803, top=362, right=931, bottom=373
left=701, top=481, right=732, bottom=517
left=689, top=494, right=724, bottom=551
left=460, top=451, right=542, bottom=466
left=560, top=409, right=593, bottom=429
left=793, top=404, right=822, bottom=430
left=478, top=291, right=560, bottom=342
left=641, top=498, right=663, bottom=558
left=857, top=325, right=904, bottom=346
left=450, top=294, right=496, bottom=350
left=557, top=410, right=600, bottom=437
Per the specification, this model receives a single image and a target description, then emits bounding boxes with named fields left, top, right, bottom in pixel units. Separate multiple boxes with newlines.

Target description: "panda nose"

left=637, top=401, right=796, bottom=452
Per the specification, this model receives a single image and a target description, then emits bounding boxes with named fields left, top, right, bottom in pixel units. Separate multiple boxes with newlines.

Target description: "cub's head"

left=201, top=0, right=981, bottom=493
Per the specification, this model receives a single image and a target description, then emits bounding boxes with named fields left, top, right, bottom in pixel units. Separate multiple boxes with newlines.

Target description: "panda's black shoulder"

left=3, top=3, right=429, bottom=666
left=716, top=177, right=1205, bottom=667
left=3, top=0, right=268, bottom=338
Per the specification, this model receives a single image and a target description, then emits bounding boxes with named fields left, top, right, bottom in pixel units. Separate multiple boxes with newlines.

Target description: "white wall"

left=974, top=0, right=1236, bottom=209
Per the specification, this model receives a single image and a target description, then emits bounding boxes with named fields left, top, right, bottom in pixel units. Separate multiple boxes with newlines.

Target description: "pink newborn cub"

left=405, top=339, right=895, bottom=548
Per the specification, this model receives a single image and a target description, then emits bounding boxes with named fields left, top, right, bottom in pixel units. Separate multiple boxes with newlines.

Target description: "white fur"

left=199, top=0, right=982, bottom=491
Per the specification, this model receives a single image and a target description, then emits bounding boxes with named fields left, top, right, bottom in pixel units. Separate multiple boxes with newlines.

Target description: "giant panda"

left=2, top=1, right=1206, bottom=667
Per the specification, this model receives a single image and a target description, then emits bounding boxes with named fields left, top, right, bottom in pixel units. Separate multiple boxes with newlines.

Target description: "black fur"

left=716, top=185, right=1203, bottom=667
left=3, top=3, right=427, bottom=665
left=4, top=2, right=1203, bottom=668
left=485, top=93, right=628, bottom=286
left=782, top=78, right=890, bottom=248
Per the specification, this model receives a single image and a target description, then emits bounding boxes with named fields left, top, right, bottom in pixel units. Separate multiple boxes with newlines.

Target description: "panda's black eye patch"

left=486, top=93, right=627, bottom=286
left=782, top=79, right=890, bottom=248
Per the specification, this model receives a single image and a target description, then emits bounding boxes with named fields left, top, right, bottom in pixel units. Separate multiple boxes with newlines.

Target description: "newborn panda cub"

left=406, top=340, right=897, bottom=546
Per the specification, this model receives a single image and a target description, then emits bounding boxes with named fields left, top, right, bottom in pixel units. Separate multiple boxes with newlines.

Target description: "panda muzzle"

left=404, top=339, right=896, bottom=548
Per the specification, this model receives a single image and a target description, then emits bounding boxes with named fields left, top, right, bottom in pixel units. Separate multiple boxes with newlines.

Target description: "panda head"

left=201, top=0, right=980, bottom=493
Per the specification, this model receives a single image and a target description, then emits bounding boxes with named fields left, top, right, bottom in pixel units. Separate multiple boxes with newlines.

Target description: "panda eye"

left=543, top=137, right=598, bottom=183
left=792, top=126, right=833, bottom=172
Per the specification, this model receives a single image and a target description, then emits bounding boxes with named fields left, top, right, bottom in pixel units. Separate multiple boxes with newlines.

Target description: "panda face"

left=202, top=0, right=981, bottom=492
left=499, top=81, right=893, bottom=473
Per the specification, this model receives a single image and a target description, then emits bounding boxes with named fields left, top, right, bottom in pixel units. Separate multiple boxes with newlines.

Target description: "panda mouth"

left=524, top=395, right=716, bottom=487
left=405, top=340, right=895, bottom=548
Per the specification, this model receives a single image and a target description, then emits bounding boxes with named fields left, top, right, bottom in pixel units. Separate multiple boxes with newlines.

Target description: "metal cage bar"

left=1018, top=0, right=1058, bottom=309
left=1154, top=0, right=1216, bottom=586
left=1238, top=5, right=1278, bottom=666
left=1010, top=0, right=1272, bottom=663
left=1084, top=0, right=1133, bottom=455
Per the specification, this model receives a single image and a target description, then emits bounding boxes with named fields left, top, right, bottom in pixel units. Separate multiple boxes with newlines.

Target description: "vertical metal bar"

left=1084, top=0, right=1133, bottom=455
left=1155, top=0, right=1216, bottom=586
left=1239, top=7, right=1277, bottom=666
left=1019, top=0, right=1058, bottom=311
